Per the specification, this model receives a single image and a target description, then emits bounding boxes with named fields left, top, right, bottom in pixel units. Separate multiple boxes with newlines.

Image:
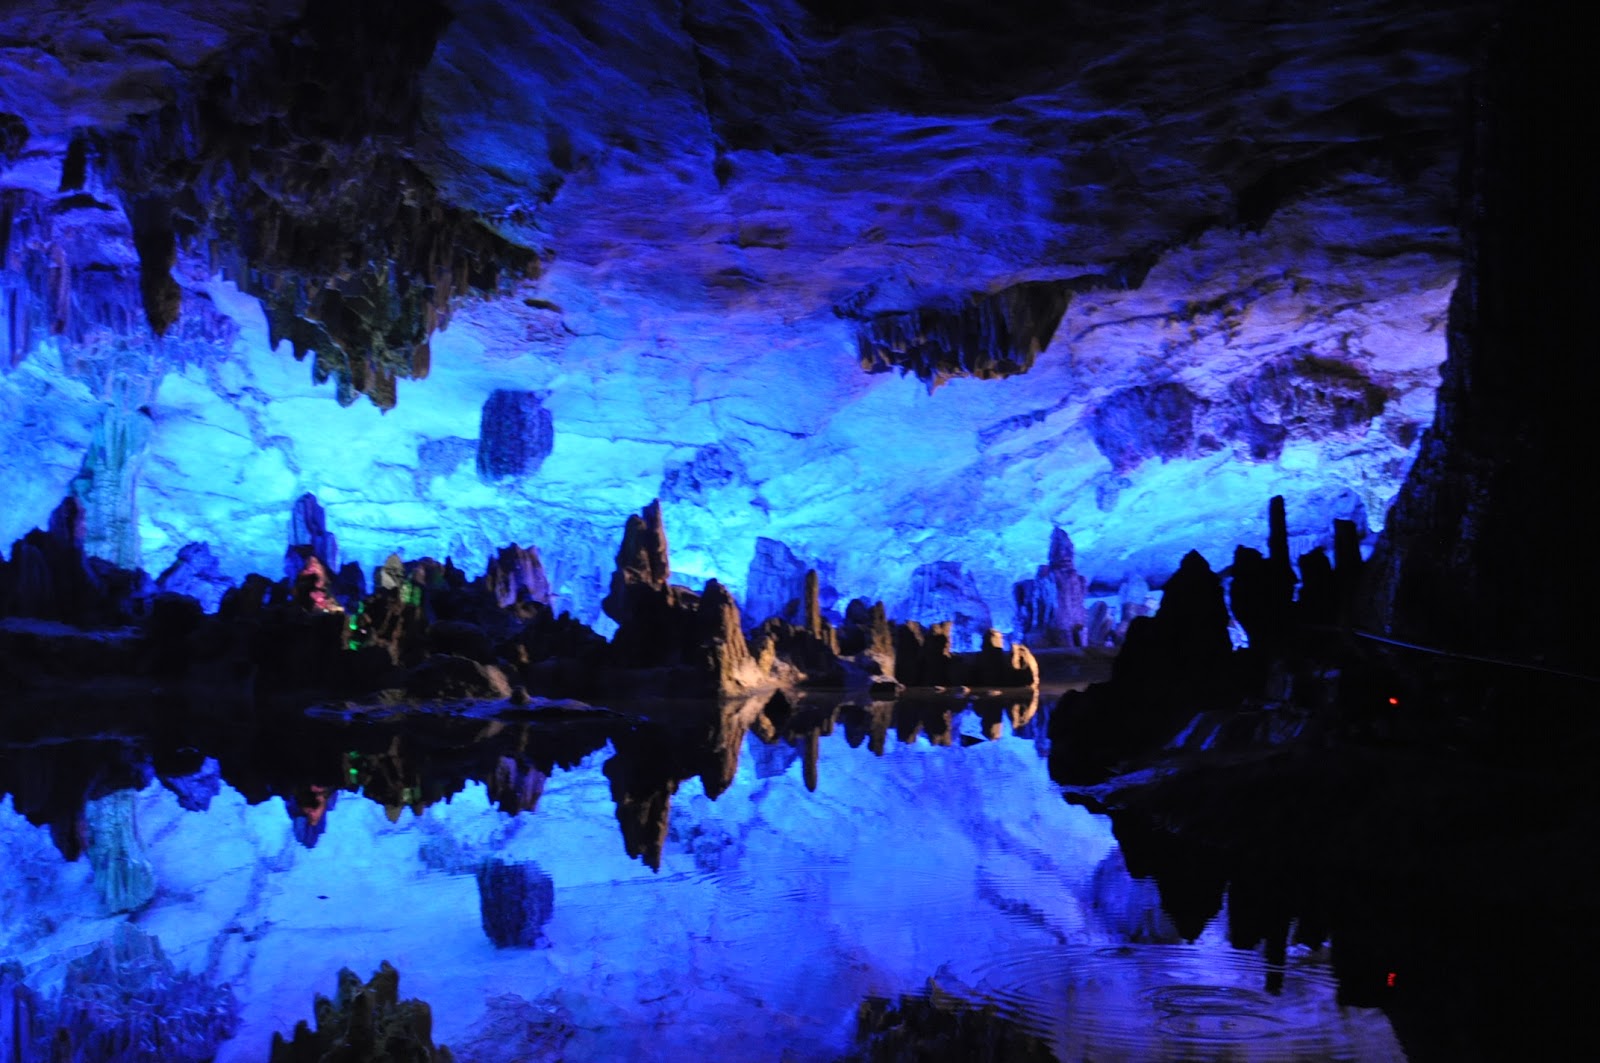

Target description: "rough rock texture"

left=90, top=0, right=537, bottom=409
left=476, top=859, right=555, bottom=949
left=83, top=789, right=156, bottom=914
left=743, top=536, right=807, bottom=625
left=269, top=962, right=455, bottom=1063
left=1014, top=527, right=1089, bottom=648
left=476, top=389, right=554, bottom=482
left=484, top=544, right=550, bottom=607
left=899, top=562, right=991, bottom=652
left=156, top=541, right=233, bottom=612
left=853, top=279, right=1072, bottom=391
left=9, top=925, right=239, bottom=1063
left=0, top=0, right=1484, bottom=638
left=285, top=492, right=338, bottom=580
left=1364, top=7, right=1596, bottom=680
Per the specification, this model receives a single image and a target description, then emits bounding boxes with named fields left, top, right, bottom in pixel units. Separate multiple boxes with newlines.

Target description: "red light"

left=1387, top=697, right=1399, bottom=706
left=1386, top=972, right=1397, bottom=987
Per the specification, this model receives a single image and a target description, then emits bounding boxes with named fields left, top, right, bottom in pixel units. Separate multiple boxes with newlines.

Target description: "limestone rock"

left=476, top=859, right=554, bottom=949
left=156, top=542, right=232, bottom=613
left=476, top=390, right=554, bottom=481
left=285, top=492, right=339, bottom=581
left=17, top=925, right=238, bottom=1063
left=1015, top=527, right=1089, bottom=647
left=485, top=544, right=551, bottom=608
left=744, top=536, right=807, bottom=626
left=854, top=279, right=1073, bottom=391
left=269, top=962, right=453, bottom=1063
left=83, top=790, right=156, bottom=914
left=1090, top=383, right=1204, bottom=473
left=900, top=562, right=991, bottom=652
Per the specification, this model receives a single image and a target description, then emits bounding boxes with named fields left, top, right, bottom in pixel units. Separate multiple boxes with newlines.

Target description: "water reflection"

left=0, top=697, right=1403, bottom=1062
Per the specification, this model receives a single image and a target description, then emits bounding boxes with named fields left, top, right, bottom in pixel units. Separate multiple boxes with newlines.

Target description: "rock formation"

left=83, top=790, right=156, bottom=914
left=1049, top=550, right=1236, bottom=784
left=268, top=962, right=454, bottom=1063
left=1014, top=527, right=1089, bottom=648
left=853, top=279, right=1073, bottom=391
left=5, top=925, right=238, bottom=1063
left=1363, top=6, right=1597, bottom=691
left=484, top=544, right=551, bottom=608
left=900, top=562, right=991, bottom=652
left=476, top=390, right=554, bottom=481
left=744, top=536, right=808, bottom=626
left=476, top=859, right=555, bottom=948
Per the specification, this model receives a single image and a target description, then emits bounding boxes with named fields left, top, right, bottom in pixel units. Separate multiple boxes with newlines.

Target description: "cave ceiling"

left=0, top=0, right=1486, bottom=631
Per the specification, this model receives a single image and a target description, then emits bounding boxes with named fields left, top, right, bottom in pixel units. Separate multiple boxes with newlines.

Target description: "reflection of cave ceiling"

left=0, top=0, right=1485, bottom=630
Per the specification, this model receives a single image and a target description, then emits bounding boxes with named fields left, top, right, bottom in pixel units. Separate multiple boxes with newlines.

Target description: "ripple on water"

left=964, top=943, right=1403, bottom=1061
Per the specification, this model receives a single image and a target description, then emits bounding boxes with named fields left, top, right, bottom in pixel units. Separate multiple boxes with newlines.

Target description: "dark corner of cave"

left=0, top=1, right=1592, bottom=1060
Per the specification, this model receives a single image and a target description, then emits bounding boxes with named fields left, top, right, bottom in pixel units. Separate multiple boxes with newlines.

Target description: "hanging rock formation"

left=83, top=789, right=157, bottom=914
left=853, top=279, right=1073, bottom=391
left=91, top=0, right=538, bottom=408
left=477, top=390, right=554, bottom=481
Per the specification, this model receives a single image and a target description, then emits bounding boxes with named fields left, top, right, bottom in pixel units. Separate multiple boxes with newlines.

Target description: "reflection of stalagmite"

left=489, top=756, right=546, bottom=814
left=603, top=743, right=676, bottom=871
left=83, top=789, right=156, bottom=913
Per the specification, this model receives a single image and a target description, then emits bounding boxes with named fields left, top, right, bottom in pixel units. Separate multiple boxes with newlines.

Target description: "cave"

left=0, top=2, right=1591, bottom=1061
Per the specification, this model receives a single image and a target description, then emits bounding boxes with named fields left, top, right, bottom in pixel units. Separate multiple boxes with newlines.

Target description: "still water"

left=0, top=701, right=1403, bottom=1061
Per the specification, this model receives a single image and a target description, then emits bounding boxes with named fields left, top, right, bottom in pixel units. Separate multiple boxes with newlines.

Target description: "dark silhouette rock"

left=268, top=962, right=452, bottom=1062
left=475, top=859, right=555, bottom=948
left=404, top=654, right=512, bottom=700
left=1050, top=551, right=1236, bottom=785
left=968, top=629, right=1040, bottom=689
left=853, top=279, right=1072, bottom=391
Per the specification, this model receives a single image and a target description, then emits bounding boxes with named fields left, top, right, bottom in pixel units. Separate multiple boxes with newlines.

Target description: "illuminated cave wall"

left=0, top=0, right=1479, bottom=633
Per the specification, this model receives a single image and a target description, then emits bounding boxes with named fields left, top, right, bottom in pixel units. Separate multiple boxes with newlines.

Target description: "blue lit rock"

left=899, top=562, right=991, bottom=653
left=156, top=542, right=233, bottom=613
left=475, top=858, right=555, bottom=949
left=0, top=0, right=1469, bottom=641
left=83, top=789, right=157, bottom=914
left=476, top=389, right=554, bottom=482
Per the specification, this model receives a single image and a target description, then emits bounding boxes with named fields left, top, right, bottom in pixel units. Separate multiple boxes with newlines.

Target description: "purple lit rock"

left=485, top=544, right=551, bottom=608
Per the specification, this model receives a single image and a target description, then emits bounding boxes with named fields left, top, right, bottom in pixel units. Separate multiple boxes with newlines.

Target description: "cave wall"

left=0, top=0, right=1482, bottom=631
left=1365, top=6, right=1597, bottom=673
